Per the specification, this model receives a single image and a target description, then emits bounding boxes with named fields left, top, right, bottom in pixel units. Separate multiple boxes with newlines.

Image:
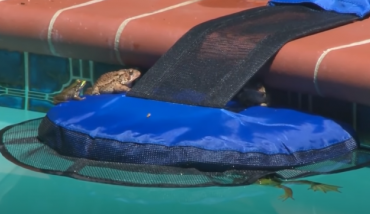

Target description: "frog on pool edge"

left=53, top=79, right=87, bottom=105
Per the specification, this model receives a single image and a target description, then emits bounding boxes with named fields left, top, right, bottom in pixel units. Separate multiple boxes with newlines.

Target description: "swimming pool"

left=0, top=106, right=368, bottom=214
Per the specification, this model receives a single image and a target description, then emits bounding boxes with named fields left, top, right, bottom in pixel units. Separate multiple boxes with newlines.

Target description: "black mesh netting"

left=1, top=118, right=370, bottom=187
left=127, top=5, right=358, bottom=108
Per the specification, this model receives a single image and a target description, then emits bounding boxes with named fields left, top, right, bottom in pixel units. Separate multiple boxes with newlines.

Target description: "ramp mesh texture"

left=1, top=118, right=370, bottom=187
left=127, top=5, right=358, bottom=108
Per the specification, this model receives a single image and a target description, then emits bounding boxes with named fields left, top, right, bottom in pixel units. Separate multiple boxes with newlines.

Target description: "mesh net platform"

left=1, top=118, right=370, bottom=187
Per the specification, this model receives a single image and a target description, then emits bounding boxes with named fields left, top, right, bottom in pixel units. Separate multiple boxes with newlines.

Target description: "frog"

left=255, top=176, right=341, bottom=201
left=85, top=68, right=141, bottom=95
left=53, top=79, right=87, bottom=105
left=235, top=80, right=269, bottom=108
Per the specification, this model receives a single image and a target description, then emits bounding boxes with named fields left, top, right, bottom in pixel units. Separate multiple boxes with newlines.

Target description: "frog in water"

left=255, top=176, right=341, bottom=201
left=85, top=68, right=141, bottom=95
left=53, top=79, right=87, bottom=105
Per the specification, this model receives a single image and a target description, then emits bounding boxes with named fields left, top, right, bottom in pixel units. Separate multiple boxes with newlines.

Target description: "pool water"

left=0, top=106, right=368, bottom=214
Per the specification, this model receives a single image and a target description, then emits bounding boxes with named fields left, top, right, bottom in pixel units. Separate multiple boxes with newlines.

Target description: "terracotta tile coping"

left=0, top=0, right=369, bottom=105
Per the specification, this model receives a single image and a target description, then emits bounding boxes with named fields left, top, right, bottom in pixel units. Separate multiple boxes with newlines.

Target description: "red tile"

left=265, top=18, right=370, bottom=106
left=0, top=0, right=92, bottom=55
left=119, top=0, right=264, bottom=66
left=51, top=0, right=193, bottom=64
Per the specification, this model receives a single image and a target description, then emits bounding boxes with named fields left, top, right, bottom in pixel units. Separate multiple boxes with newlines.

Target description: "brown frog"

left=85, top=68, right=141, bottom=95
left=235, top=81, right=269, bottom=107
left=53, top=79, right=87, bottom=105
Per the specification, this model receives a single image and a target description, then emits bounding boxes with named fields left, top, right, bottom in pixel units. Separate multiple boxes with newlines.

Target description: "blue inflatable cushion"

left=268, top=0, right=370, bottom=18
left=38, top=94, right=357, bottom=171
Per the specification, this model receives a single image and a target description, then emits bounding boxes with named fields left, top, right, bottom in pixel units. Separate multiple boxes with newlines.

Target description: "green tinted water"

left=0, top=107, right=367, bottom=214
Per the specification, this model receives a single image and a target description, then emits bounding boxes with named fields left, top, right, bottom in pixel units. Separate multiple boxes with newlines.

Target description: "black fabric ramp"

left=127, top=5, right=358, bottom=108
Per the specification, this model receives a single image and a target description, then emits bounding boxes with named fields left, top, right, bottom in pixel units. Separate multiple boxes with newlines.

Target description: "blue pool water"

left=0, top=106, right=368, bottom=214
